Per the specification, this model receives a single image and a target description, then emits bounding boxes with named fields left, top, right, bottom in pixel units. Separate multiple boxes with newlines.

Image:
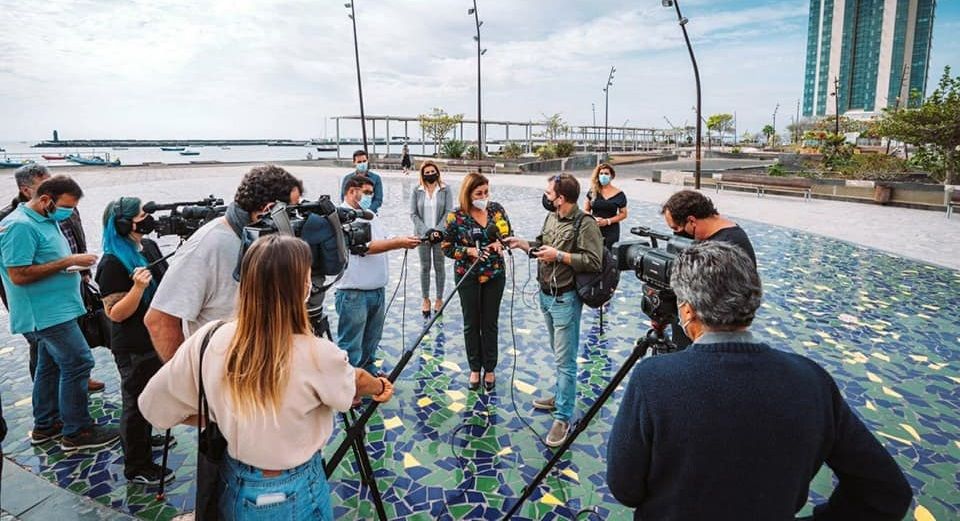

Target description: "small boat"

left=161, top=146, right=185, bottom=151
left=316, top=146, right=337, bottom=152
left=1, top=158, right=30, bottom=168
left=65, top=154, right=121, bottom=166
left=180, top=150, right=200, bottom=156
left=42, top=154, right=66, bottom=160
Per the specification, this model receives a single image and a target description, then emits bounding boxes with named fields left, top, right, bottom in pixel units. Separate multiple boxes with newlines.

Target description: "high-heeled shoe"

left=469, top=372, right=481, bottom=392
left=422, top=309, right=431, bottom=319
left=483, top=372, right=495, bottom=392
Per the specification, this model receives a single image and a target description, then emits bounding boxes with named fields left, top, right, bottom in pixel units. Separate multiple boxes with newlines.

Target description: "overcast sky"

left=1, top=0, right=957, bottom=141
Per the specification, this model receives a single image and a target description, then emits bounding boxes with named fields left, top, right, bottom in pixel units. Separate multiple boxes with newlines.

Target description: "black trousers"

left=113, top=349, right=163, bottom=471
left=457, top=275, right=506, bottom=373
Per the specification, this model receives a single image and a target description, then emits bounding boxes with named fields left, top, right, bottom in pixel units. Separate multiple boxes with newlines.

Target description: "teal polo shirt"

left=0, top=205, right=84, bottom=334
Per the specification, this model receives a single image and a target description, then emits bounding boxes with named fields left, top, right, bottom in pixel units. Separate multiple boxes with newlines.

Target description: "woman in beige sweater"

left=140, top=234, right=393, bottom=520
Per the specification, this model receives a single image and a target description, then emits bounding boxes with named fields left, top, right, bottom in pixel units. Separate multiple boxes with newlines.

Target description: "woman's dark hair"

left=660, top=190, right=718, bottom=222
left=37, top=175, right=83, bottom=200
left=234, top=165, right=304, bottom=213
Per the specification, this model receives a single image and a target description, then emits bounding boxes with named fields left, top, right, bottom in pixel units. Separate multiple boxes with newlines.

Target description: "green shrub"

left=465, top=145, right=481, bottom=160
left=499, top=142, right=524, bottom=159
left=730, top=146, right=741, bottom=154
left=442, top=139, right=466, bottom=159
left=554, top=141, right=576, bottom=158
left=536, top=144, right=557, bottom=160
left=767, top=162, right=787, bottom=176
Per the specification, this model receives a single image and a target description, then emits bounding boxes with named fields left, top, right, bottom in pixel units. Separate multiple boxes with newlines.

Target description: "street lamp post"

left=831, top=76, right=841, bottom=135
left=603, top=65, right=615, bottom=158
left=469, top=1, right=486, bottom=161
left=346, top=2, right=368, bottom=153
left=662, top=0, right=702, bottom=190
left=772, top=102, right=779, bottom=145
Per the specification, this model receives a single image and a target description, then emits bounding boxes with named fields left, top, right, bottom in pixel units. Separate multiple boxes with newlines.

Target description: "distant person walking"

left=409, top=161, right=453, bottom=318
left=584, top=163, right=628, bottom=250
left=401, top=144, right=413, bottom=175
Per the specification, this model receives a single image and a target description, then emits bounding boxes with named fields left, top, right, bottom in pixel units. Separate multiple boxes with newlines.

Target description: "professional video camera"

left=612, top=225, right=693, bottom=326
left=143, top=195, right=226, bottom=239
left=241, top=195, right=372, bottom=316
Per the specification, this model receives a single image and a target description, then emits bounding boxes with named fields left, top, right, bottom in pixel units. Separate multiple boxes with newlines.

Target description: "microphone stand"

left=324, top=253, right=488, bottom=496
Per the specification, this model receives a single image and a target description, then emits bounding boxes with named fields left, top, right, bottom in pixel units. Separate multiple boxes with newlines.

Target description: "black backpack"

left=572, top=214, right=619, bottom=308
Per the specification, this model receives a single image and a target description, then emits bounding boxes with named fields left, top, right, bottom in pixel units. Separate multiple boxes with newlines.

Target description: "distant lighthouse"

left=53, top=130, right=59, bottom=142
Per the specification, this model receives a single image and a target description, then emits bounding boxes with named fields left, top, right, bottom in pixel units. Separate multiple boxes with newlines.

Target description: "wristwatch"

left=556, top=251, right=566, bottom=263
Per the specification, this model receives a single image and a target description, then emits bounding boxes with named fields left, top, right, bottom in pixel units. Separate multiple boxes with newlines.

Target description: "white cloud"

left=0, top=0, right=952, bottom=141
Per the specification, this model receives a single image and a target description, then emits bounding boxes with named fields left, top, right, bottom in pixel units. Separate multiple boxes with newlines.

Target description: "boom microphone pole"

left=324, top=252, right=489, bottom=476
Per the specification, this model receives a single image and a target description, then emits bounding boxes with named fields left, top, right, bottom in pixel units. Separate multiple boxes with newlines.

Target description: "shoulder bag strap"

left=198, top=321, right=226, bottom=436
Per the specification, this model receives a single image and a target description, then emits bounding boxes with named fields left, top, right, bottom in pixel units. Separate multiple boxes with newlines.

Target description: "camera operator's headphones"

left=113, top=197, right=133, bottom=236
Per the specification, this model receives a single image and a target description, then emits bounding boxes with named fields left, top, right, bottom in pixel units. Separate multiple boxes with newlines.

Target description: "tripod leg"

left=344, top=410, right=388, bottom=521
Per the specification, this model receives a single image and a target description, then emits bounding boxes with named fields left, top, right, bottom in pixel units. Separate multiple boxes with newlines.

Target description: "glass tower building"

left=803, top=0, right=936, bottom=118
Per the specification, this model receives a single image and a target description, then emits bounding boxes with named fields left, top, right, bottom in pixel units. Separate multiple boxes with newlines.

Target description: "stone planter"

left=874, top=183, right=893, bottom=204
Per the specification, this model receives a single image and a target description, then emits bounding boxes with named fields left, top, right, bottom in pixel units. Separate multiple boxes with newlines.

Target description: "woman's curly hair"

left=234, top=165, right=305, bottom=212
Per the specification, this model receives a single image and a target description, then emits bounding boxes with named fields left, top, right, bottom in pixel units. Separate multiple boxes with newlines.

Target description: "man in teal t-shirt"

left=0, top=175, right=118, bottom=451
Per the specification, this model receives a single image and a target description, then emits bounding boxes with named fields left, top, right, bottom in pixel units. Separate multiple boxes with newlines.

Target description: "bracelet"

left=378, top=378, right=386, bottom=395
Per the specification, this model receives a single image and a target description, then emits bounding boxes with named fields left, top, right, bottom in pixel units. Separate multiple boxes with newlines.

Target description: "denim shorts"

left=219, top=450, right=332, bottom=521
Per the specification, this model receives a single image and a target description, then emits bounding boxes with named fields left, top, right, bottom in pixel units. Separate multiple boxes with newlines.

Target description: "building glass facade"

left=802, top=0, right=936, bottom=117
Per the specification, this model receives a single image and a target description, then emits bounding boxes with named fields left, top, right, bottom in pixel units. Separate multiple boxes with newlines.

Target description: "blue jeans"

left=335, top=288, right=386, bottom=375
left=219, top=451, right=332, bottom=521
left=23, top=319, right=94, bottom=437
left=538, top=290, right=583, bottom=422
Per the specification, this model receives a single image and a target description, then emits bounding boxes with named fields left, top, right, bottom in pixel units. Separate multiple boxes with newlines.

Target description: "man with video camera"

left=145, top=165, right=304, bottom=361
left=336, top=176, right=420, bottom=401
left=504, top=173, right=603, bottom=447
left=606, top=241, right=911, bottom=520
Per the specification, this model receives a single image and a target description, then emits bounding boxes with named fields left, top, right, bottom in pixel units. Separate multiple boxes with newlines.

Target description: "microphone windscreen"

left=495, top=218, right=510, bottom=237
left=143, top=201, right=158, bottom=213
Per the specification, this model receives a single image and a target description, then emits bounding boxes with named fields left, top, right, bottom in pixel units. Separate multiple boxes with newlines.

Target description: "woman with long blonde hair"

left=140, top=234, right=393, bottom=520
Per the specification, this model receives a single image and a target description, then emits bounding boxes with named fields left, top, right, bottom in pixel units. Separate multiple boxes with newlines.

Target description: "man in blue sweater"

left=340, top=149, right=383, bottom=214
left=607, top=241, right=911, bottom=520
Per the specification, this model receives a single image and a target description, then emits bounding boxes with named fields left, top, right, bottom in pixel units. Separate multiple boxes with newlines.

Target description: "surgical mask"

left=678, top=302, right=697, bottom=340
left=673, top=230, right=694, bottom=240
left=599, top=174, right=612, bottom=186
left=472, top=198, right=489, bottom=211
left=356, top=162, right=368, bottom=174
left=541, top=194, right=557, bottom=212
left=133, top=215, right=156, bottom=235
left=359, top=194, right=374, bottom=210
left=423, top=174, right=439, bottom=184
left=49, top=204, right=74, bottom=222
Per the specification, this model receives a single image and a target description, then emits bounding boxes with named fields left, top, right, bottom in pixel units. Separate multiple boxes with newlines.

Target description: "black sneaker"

left=30, top=421, right=64, bottom=445
left=125, top=464, right=175, bottom=486
left=151, top=434, right=177, bottom=448
left=60, top=425, right=120, bottom=452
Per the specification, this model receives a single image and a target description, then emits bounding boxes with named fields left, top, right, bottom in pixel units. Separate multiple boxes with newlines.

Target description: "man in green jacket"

left=505, top=173, right=603, bottom=447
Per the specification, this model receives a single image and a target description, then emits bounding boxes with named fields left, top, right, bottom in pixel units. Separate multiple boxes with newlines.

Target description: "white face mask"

left=678, top=301, right=696, bottom=339
left=472, top=198, right=489, bottom=211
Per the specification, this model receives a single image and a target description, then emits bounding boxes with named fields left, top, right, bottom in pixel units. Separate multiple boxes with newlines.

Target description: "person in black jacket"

left=606, top=241, right=912, bottom=520
left=0, top=164, right=104, bottom=392
left=95, top=197, right=173, bottom=486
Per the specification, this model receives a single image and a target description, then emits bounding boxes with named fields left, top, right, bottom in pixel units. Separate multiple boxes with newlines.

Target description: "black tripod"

left=322, top=254, right=486, bottom=518
left=501, top=325, right=678, bottom=520
left=310, top=311, right=390, bottom=521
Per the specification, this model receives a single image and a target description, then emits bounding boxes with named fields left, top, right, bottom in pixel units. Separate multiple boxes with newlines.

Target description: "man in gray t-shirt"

left=145, top=165, right=304, bottom=361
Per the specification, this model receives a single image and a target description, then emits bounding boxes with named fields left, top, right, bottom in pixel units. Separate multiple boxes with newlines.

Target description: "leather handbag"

left=77, top=280, right=111, bottom=349
left=195, top=321, right=227, bottom=521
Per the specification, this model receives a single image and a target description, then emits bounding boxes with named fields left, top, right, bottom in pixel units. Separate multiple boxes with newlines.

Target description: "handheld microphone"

left=420, top=228, right=444, bottom=244
left=470, top=227, right=485, bottom=260
left=485, top=222, right=512, bottom=256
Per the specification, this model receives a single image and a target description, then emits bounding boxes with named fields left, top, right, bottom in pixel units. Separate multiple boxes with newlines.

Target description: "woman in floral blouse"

left=441, top=172, right=511, bottom=391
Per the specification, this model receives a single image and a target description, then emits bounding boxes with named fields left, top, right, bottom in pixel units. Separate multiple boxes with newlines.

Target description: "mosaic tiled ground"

left=1, top=177, right=958, bottom=520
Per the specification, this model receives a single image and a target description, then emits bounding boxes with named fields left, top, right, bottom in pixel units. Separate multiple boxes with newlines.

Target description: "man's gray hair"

left=14, top=163, right=50, bottom=189
left=671, top=241, right=762, bottom=330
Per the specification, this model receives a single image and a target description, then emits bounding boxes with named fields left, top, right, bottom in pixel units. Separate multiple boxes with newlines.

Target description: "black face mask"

left=542, top=194, right=557, bottom=212
left=423, top=174, right=439, bottom=184
left=134, top=215, right=157, bottom=235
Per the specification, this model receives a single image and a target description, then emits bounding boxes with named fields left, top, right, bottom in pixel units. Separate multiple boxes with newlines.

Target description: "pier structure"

left=330, top=115, right=680, bottom=159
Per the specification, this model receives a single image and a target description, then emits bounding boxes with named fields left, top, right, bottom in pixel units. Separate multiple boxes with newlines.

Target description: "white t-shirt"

left=422, top=187, right=438, bottom=230
left=336, top=205, right=389, bottom=290
left=150, top=218, right=241, bottom=336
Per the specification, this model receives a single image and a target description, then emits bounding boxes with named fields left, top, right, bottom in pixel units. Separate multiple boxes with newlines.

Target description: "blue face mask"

left=359, top=194, right=373, bottom=210
left=50, top=205, right=75, bottom=222
left=599, top=174, right=612, bottom=186
left=356, top=162, right=368, bottom=174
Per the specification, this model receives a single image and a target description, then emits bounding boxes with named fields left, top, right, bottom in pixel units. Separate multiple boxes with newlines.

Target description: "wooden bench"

left=948, top=187, right=960, bottom=219
left=716, top=173, right=813, bottom=201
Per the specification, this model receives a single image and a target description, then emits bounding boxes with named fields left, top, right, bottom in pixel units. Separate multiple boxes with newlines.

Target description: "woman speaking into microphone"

left=441, top=172, right=512, bottom=392
left=139, top=235, right=393, bottom=520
